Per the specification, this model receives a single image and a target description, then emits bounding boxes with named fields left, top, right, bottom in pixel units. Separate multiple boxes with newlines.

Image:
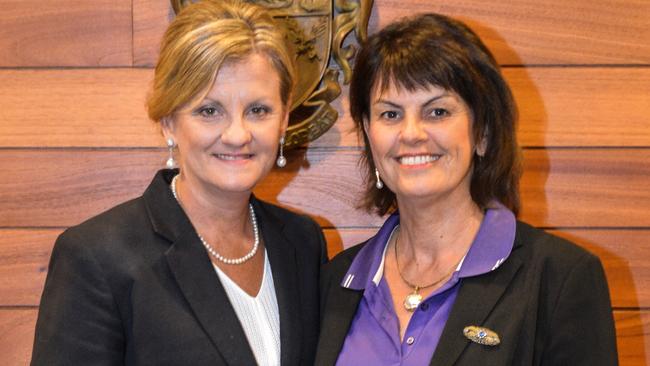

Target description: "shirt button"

left=406, top=336, right=415, bottom=345
left=419, top=303, right=429, bottom=311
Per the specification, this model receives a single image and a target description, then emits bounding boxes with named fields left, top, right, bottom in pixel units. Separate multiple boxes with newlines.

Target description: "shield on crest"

left=171, top=0, right=373, bottom=148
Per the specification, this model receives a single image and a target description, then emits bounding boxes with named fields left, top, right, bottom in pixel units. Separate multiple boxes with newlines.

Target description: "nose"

left=220, top=115, right=252, bottom=147
left=400, top=114, right=427, bottom=144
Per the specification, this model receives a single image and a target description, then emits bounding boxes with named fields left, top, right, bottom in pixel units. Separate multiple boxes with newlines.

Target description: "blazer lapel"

left=144, top=170, right=257, bottom=365
left=253, top=199, right=301, bottom=366
left=429, top=254, right=523, bottom=366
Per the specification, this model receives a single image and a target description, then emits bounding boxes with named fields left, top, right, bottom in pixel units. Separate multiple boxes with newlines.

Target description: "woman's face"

left=366, top=82, right=482, bottom=203
left=163, top=53, right=288, bottom=196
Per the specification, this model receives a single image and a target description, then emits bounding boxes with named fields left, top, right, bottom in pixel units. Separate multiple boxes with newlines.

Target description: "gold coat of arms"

left=172, top=0, right=373, bottom=148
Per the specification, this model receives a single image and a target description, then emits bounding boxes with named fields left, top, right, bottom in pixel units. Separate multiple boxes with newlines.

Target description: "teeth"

left=216, top=154, right=250, bottom=161
left=399, top=155, right=439, bottom=165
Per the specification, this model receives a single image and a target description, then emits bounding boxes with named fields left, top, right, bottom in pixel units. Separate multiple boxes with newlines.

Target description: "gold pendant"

left=404, top=288, right=422, bottom=312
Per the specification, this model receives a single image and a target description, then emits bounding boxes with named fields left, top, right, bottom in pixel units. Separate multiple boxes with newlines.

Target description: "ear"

left=362, top=118, right=370, bottom=136
left=476, top=133, right=488, bottom=157
left=279, top=100, right=291, bottom=137
left=160, top=115, right=176, bottom=142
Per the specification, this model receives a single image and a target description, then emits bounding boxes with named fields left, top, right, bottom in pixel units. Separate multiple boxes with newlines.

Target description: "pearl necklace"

left=170, top=175, right=259, bottom=265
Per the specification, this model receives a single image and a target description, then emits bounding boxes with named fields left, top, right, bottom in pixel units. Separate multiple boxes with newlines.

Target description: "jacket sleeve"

left=31, top=231, right=124, bottom=366
left=541, top=253, right=618, bottom=365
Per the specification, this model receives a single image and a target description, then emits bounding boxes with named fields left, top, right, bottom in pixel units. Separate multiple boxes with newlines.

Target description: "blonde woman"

left=31, top=1, right=326, bottom=365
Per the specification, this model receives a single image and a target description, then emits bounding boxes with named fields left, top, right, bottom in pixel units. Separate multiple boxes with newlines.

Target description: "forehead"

left=371, top=78, right=455, bottom=103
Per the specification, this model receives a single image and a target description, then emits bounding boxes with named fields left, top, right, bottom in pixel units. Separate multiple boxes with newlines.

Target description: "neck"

left=173, top=173, right=252, bottom=239
left=395, top=191, right=484, bottom=268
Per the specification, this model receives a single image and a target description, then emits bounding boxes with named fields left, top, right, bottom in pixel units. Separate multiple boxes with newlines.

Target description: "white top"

left=213, top=251, right=281, bottom=366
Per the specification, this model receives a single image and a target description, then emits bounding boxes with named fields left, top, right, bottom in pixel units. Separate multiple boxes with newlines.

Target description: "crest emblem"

left=172, top=0, right=374, bottom=148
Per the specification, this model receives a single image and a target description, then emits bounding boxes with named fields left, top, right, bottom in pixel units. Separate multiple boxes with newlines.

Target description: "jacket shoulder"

left=514, top=220, right=600, bottom=267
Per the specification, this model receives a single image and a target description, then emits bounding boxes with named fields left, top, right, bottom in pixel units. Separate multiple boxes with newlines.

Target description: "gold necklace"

left=394, top=230, right=459, bottom=312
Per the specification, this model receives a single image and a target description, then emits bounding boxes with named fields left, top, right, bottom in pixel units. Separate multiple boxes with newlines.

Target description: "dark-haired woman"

left=315, top=13, right=617, bottom=366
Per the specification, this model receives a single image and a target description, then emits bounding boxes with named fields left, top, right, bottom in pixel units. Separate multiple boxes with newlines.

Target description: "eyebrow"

left=374, top=93, right=451, bottom=109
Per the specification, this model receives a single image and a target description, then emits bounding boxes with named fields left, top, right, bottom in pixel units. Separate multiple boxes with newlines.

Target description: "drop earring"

left=165, top=138, right=177, bottom=169
left=276, top=136, right=287, bottom=168
left=375, top=168, right=383, bottom=189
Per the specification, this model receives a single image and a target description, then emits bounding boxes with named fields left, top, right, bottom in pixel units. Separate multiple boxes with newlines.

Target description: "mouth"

left=213, top=153, right=254, bottom=162
left=397, top=154, right=441, bottom=166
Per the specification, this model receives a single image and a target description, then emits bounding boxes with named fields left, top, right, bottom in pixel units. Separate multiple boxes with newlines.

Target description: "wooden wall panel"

left=0, top=0, right=132, bottom=67
left=0, top=69, right=160, bottom=148
left=616, top=311, right=650, bottom=365
left=0, top=309, right=38, bottom=366
left=0, top=309, right=646, bottom=366
left=371, top=0, right=650, bottom=65
left=1, top=149, right=649, bottom=228
left=2, top=68, right=650, bottom=148
left=132, top=0, right=650, bottom=66
left=133, top=0, right=173, bottom=67
left=0, top=230, right=60, bottom=306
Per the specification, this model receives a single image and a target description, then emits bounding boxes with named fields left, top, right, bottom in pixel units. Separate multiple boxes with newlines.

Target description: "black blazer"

left=32, top=170, right=327, bottom=366
left=315, top=221, right=618, bottom=365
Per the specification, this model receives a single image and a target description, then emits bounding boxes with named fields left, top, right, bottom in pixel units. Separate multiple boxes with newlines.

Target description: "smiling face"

left=162, top=53, right=288, bottom=197
left=367, top=82, right=483, bottom=205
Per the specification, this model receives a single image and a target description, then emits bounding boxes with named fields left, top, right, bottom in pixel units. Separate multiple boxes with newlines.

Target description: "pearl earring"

left=276, top=136, right=287, bottom=168
left=165, top=138, right=176, bottom=169
left=375, top=168, right=383, bottom=189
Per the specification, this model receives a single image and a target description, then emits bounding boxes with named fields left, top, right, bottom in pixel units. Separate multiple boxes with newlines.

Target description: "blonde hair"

left=147, top=0, right=295, bottom=122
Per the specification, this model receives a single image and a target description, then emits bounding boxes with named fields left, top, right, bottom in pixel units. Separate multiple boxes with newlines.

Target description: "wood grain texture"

left=371, top=0, right=650, bottom=65
left=0, top=308, right=645, bottom=365
left=132, top=0, right=650, bottom=66
left=0, top=0, right=132, bottom=67
left=0, top=69, right=160, bottom=148
left=615, top=310, right=650, bottom=365
left=133, top=0, right=173, bottom=66
left=0, top=309, right=37, bottom=366
left=0, top=230, right=60, bottom=306
left=1, top=149, right=649, bottom=228
left=2, top=67, right=649, bottom=148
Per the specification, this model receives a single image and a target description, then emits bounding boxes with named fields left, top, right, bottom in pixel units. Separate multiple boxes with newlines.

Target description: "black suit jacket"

left=31, top=170, right=327, bottom=366
left=315, top=221, right=618, bottom=365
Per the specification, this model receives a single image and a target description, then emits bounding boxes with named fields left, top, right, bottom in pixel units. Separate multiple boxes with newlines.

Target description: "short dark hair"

left=349, top=13, right=521, bottom=216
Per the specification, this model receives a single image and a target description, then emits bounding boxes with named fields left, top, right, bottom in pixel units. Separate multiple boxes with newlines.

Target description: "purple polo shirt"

left=336, top=204, right=516, bottom=365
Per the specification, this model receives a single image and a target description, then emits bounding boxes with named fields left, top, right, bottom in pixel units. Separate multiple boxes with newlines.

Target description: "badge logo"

left=172, top=0, right=374, bottom=148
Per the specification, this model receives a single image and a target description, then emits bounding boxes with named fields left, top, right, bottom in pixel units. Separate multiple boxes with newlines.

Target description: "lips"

left=397, top=154, right=441, bottom=165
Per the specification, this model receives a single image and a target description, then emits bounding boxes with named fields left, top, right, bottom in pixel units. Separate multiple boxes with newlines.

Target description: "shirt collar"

left=340, top=203, right=516, bottom=290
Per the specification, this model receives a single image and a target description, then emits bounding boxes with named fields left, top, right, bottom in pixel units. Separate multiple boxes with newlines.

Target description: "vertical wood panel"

left=0, top=0, right=133, bottom=67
